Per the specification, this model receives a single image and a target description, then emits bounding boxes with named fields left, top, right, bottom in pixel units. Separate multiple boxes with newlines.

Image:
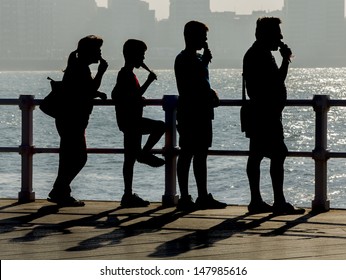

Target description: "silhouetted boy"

left=112, top=39, right=165, bottom=208
left=243, top=17, right=304, bottom=215
left=174, top=21, right=227, bottom=211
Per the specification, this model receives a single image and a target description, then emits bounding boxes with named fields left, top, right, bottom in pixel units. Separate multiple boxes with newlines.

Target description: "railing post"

left=162, top=95, right=179, bottom=206
left=312, top=95, right=330, bottom=212
left=18, top=95, right=35, bottom=203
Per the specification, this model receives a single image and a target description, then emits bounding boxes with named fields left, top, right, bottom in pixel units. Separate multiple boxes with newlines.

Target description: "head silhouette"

left=255, top=17, right=283, bottom=50
left=123, top=39, right=147, bottom=68
left=66, top=35, right=103, bottom=68
left=183, top=21, right=209, bottom=51
left=77, top=35, right=103, bottom=63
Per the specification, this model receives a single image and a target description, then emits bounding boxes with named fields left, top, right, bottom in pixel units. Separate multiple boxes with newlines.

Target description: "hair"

left=183, top=20, right=209, bottom=43
left=123, top=39, right=147, bottom=61
left=255, top=17, right=282, bottom=40
left=66, top=35, right=103, bottom=69
left=77, top=35, right=103, bottom=55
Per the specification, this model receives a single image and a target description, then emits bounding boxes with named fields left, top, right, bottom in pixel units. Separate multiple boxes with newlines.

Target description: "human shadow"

left=0, top=204, right=60, bottom=235
left=66, top=206, right=193, bottom=252
left=149, top=209, right=346, bottom=258
left=148, top=212, right=273, bottom=258
left=9, top=205, right=178, bottom=243
left=9, top=205, right=124, bottom=243
left=261, top=210, right=322, bottom=237
left=149, top=209, right=328, bottom=258
left=0, top=201, right=21, bottom=211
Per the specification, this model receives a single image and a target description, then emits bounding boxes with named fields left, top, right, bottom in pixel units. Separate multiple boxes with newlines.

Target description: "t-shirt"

left=174, top=50, right=215, bottom=125
left=243, top=41, right=287, bottom=138
left=112, top=67, right=143, bottom=132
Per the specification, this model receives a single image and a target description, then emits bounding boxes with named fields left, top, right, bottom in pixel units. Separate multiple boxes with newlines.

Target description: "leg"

left=193, top=149, right=227, bottom=209
left=270, top=154, right=286, bottom=205
left=49, top=119, right=87, bottom=206
left=271, top=153, right=305, bottom=215
left=141, top=118, right=165, bottom=153
left=121, top=131, right=149, bottom=208
left=193, top=150, right=208, bottom=198
left=246, top=152, right=274, bottom=213
left=123, top=131, right=141, bottom=195
left=177, top=148, right=193, bottom=198
left=123, top=153, right=136, bottom=196
left=247, top=153, right=264, bottom=204
left=137, top=118, right=165, bottom=167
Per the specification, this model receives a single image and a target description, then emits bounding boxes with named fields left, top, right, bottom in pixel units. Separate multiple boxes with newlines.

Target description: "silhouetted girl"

left=48, top=35, right=108, bottom=206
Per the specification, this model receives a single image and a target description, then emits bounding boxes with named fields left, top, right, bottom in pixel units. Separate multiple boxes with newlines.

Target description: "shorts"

left=177, top=119, right=212, bottom=151
left=249, top=136, right=288, bottom=159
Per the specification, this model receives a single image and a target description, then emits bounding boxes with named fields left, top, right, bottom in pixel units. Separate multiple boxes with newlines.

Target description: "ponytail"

left=64, top=50, right=78, bottom=71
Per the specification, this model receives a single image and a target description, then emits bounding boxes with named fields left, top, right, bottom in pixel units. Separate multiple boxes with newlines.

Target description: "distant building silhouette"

left=0, top=0, right=97, bottom=69
left=103, top=0, right=156, bottom=61
left=0, top=0, right=346, bottom=69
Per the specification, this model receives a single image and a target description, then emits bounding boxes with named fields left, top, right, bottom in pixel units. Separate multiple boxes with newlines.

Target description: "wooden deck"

left=1, top=199, right=346, bottom=260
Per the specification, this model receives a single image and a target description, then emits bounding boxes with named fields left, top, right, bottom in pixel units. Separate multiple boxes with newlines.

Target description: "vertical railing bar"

left=18, top=95, right=35, bottom=203
left=312, top=95, right=330, bottom=212
left=162, top=95, right=179, bottom=206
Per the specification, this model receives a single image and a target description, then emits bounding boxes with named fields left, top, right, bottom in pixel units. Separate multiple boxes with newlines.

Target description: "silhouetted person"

left=243, top=17, right=304, bottom=215
left=48, top=35, right=108, bottom=207
left=174, top=21, right=227, bottom=211
left=112, top=39, right=165, bottom=208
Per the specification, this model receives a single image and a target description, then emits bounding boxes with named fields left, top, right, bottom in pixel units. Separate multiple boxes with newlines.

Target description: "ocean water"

left=1, top=68, right=346, bottom=208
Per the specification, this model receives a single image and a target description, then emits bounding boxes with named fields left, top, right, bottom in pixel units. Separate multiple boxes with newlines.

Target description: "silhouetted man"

left=174, top=21, right=227, bottom=211
left=243, top=17, right=304, bottom=215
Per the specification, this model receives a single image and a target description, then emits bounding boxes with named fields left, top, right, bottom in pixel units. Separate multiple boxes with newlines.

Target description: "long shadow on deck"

left=65, top=207, right=196, bottom=252
left=6, top=205, right=163, bottom=243
left=0, top=204, right=60, bottom=235
left=149, top=212, right=318, bottom=258
left=4, top=201, right=346, bottom=259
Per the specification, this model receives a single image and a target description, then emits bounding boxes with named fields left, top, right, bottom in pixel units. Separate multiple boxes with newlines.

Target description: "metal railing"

left=0, top=94, right=344, bottom=212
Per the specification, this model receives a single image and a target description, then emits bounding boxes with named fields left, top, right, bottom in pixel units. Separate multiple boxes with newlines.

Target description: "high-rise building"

left=0, top=0, right=54, bottom=59
left=106, top=0, right=156, bottom=60
left=167, top=0, right=212, bottom=51
left=0, top=0, right=98, bottom=63
left=0, top=0, right=345, bottom=69
left=169, top=0, right=211, bottom=23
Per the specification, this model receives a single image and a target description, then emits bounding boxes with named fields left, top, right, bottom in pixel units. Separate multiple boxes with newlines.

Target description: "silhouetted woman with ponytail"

left=48, top=35, right=108, bottom=207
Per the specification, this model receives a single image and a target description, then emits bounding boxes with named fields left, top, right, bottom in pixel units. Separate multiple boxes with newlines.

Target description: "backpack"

left=240, top=74, right=251, bottom=137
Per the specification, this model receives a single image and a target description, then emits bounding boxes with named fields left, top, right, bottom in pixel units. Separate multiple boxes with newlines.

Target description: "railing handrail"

left=0, top=94, right=339, bottom=212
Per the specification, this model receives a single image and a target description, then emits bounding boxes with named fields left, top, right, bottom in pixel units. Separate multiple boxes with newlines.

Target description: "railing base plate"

left=18, top=191, right=35, bottom=203
left=312, top=199, right=330, bottom=213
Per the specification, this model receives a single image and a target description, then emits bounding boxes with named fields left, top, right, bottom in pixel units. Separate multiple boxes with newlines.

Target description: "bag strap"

left=242, top=73, right=246, bottom=102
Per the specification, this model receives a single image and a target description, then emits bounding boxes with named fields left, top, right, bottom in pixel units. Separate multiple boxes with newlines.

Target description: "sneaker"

left=195, top=193, right=227, bottom=210
left=47, top=196, right=85, bottom=207
left=137, top=153, right=165, bottom=167
left=273, top=202, right=305, bottom=215
left=176, top=195, right=196, bottom=211
left=121, top=193, right=150, bottom=208
left=248, top=201, right=273, bottom=214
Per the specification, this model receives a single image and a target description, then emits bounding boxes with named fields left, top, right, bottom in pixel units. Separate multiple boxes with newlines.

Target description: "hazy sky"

left=96, top=0, right=284, bottom=19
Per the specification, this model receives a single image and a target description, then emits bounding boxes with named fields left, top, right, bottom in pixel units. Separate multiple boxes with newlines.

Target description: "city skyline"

left=1, top=0, right=345, bottom=70
left=96, top=0, right=285, bottom=19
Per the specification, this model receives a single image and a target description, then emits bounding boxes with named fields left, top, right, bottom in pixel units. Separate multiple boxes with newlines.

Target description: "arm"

left=138, top=71, right=156, bottom=96
left=92, top=57, right=108, bottom=100
left=278, top=43, right=292, bottom=82
left=93, top=57, right=108, bottom=90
